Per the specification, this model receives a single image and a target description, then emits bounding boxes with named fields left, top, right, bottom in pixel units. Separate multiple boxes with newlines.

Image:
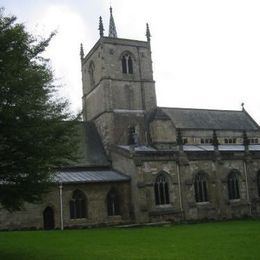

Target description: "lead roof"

left=55, top=169, right=130, bottom=184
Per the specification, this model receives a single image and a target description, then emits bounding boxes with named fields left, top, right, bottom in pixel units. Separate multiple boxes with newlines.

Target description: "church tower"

left=81, top=8, right=157, bottom=153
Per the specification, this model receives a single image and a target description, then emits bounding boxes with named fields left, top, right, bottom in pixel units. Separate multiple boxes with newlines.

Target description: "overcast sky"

left=2, top=0, right=260, bottom=124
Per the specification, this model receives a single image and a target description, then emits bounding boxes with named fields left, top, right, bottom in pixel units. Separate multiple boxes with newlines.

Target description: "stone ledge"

left=149, top=207, right=182, bottom=216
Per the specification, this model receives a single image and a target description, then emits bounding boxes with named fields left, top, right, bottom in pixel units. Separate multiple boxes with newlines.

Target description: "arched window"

left=69, top=190, right=87, bottom=219
left=194, top=172, right=208, bottom=202
left=88, top=61, right=95, bottom=88
left=107, top=188, right=120, bottom=216
left=121, top=54, right=133, bottom=74
left=257, top=171, right=260, bottom=197
left=228, top=171, right=240, bottom=200
left=154, top=174, right=170, bottom=205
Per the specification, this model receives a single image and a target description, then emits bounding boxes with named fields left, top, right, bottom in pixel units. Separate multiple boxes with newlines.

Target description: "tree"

left=0, top=9, right=79, bottom=211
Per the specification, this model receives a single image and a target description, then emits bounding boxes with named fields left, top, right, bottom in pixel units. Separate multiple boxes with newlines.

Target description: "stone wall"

left=0, top=181, right=131, bottom=230
left=112, top=148, right=260, bottom=224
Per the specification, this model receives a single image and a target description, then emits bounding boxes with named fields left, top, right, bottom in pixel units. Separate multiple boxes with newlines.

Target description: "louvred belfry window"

left=122, top=54, right=133, bottom=74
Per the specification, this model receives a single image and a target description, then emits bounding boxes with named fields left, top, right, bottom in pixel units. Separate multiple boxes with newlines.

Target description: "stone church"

left=1, top=8, right=260, bottom=230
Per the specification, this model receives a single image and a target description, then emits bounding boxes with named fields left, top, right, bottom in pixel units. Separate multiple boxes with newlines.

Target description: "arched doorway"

left=43, top=206, right=55, bottom=230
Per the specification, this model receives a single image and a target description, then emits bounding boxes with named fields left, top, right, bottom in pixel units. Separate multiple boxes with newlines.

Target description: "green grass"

left=0, top=220, right=260, bottom=259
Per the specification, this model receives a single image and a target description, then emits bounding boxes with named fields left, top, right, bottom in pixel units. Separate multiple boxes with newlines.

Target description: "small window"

left=201, top=139, right=204, bottom=144
left=154, top=174, right=170, bottom=205
left=183, top=138, right=187, bottom=144
left=194, top=173, right=208, bottom=202
left=228, top=171, right=240, bottom=200
left=70, top=190, right=87, bottom=219
left=127, top=126, right=139, bottom=145
left=121, top=54, right=133, bottom=74
left=107, top=188, right=120, bottom=216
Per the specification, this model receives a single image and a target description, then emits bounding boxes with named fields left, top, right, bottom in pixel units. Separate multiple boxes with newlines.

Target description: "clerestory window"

left=224, top=138, right=236, bottom=144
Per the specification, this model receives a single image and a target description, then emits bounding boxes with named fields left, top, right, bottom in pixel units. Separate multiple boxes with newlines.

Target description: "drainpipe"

left=243, top=160, right=251, bottom=215
left=59, top=183, right=64, bottom=231
left=176, top=163, right=184, bottom=219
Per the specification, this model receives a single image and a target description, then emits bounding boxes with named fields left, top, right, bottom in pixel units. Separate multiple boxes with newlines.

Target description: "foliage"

left=0, top=220, right=260, bottom=259
left=0, top=9, right=79, bottom=211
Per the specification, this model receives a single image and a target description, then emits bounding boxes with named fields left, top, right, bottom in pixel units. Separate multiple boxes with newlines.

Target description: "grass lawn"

left=0, top=220, right=259, bottom=259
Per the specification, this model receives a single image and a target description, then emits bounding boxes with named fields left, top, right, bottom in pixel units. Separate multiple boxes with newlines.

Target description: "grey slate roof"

left=69, top=122, right=110, bottom=167
left=55, top=170, right=130, bottom=184
left=157, top=107, right=259, bottom=130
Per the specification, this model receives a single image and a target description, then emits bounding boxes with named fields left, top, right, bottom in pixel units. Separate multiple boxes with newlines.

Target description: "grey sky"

left=2, top=0, right=260, bottom=124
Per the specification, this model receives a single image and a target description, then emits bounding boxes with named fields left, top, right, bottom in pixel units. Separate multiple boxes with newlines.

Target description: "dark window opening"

left=183, top=138, right=188, bottom=144
left=257, top=171, right=260, bottom=197
left=127, top=126, right=139, bottom=145
left=194, top=173, right=208, bottom=202
left=128, top=56, right=133, bottom=73
left=122, top=56, right=127, bottom=73
left=228, top=172, right=240, bottom=200
left=43, top=206, right=55, bottom=230
left=70, top=190, right=87, bottom=219
left=154, top=174, right=170, bottom=205
left=107, top=188, right=120, bottom=216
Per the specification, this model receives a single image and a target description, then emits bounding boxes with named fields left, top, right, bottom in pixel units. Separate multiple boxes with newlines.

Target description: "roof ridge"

left=242, top=109, right=260, bottom=129
left=159, top=106, right=243, bottom=113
